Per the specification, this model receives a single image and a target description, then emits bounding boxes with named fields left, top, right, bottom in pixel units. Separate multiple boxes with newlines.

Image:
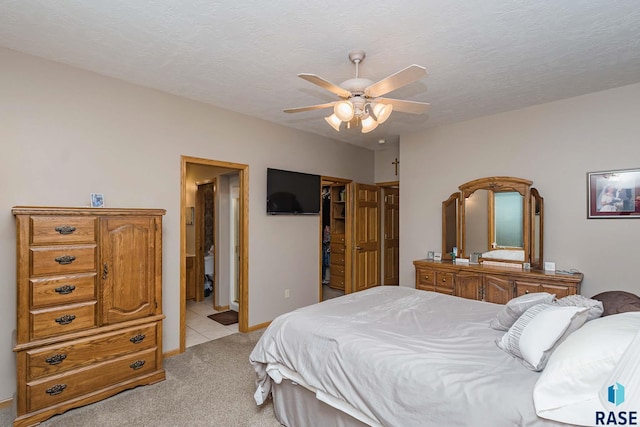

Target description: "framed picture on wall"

left=90, top=193, right=104, bottom=208
left=587, top=168, right=640, bottom=218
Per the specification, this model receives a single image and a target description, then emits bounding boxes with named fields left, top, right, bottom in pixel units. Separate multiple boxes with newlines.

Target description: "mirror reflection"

left=493, top=192, right=523, bottom=248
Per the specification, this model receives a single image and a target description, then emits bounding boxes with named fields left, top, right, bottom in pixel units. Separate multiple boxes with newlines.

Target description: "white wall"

left=401, top=83, right=640, bottom=299
left=0, top=47, right=374, bottom=401
left=374, top=141, right=400, bottom=183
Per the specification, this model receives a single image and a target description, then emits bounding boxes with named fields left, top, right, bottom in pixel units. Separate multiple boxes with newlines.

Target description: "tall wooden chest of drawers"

left=12, top=207, right=166, bottom=427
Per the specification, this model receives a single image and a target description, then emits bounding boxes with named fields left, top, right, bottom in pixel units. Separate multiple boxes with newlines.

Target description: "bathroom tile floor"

left=186, top=294, right=238, bottom=348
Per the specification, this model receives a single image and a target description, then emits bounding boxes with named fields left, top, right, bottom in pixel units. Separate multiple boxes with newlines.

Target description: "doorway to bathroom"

left=180, top=156, right=248, bottom=352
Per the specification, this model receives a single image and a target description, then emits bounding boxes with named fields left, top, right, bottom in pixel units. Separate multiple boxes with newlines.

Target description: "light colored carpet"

left=1, top=329, right=282, bottom=427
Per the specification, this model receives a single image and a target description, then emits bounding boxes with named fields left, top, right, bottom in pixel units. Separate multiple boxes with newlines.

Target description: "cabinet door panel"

left=456, top=274, right=482, bottom=300
left=484, top=275, right=512, bottom=304
left=101, top=217, right=157, bottom=324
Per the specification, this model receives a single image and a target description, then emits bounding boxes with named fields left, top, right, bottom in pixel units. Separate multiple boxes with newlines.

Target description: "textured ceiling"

left=2, top=1, right=640, bottom=150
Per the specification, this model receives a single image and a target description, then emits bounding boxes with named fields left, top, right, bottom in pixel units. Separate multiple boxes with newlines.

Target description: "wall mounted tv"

left=267, top=168, right=321, bottom=215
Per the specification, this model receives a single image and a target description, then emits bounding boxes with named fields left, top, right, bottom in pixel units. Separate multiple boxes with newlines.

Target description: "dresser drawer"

left=26, top=348, right=158, bottom=412
left=330, top=233, right=346, bottom=244
left=330, top=264, right=345, bottom=278
left=30, top=216, right=97, bottom=245
left=514, top=280, right=574, bottom=299
left=331, top=252, right=345, bottom=266
left=26, top=323, right=158, bottom=380
left=416, top=267, right=436, bottom=289
left=31, top=302, right=97, bottom=340
left=436, top=272, right=454, bottom=290
left=416, top=267, right=454, bottom=292
left=330, top=243, right=346, bottom=255
left=329, top=275, right=345, bottom=290
left=30, top=273, right=97, bottom=308
left=30, top=246, right=96, bottom=276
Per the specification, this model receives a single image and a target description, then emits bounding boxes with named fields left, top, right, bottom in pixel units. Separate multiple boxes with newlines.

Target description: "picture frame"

left=90, top=193, right=104, bottom=208
left=587, top=168, right=640, bottom=218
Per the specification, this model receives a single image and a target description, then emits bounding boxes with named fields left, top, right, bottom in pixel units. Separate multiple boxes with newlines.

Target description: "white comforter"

left=250, top=286, right=568, bottom=427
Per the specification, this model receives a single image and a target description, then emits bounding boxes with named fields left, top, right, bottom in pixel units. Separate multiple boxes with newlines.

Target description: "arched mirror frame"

left=441, top=176, right=543, bottom=267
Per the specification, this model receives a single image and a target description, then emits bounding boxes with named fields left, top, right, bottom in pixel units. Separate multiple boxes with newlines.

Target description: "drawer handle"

left=425, top=275, right=430, bottom=280
left=45, top=354, right=67, bottom=365
left=525, top=290, right=530, bottom=294
left=54, top=225, right=76, bottom=235
left=46, top=384, right=67, bottom=396
left=55, top=255, right=76, bottom=265
left=55, top=285, right=76, bottom=295
left=130, top=360, right=146, bottom=370
left=442, top=278, right=447, bottom=282
left=55, top=314, right=76, bottom=325
left=102, top=263, right=109, bottom=280
left=130, top=334, right=146, bottom=344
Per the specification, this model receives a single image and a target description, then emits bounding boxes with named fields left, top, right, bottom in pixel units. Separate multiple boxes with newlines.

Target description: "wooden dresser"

left=12, top=207, right=165, bottom=427
left=413, top=259, right=583, bottom=305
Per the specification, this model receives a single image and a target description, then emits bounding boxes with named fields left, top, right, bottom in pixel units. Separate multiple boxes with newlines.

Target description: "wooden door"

left=383, top=187, right=399, bottom=285
left=353, top=184, right=380, bottom=292
left=101, top=216, right=160, bottom=324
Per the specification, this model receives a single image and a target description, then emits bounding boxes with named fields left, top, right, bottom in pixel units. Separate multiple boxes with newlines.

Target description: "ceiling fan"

left=284, top=50, right=430, bottom=133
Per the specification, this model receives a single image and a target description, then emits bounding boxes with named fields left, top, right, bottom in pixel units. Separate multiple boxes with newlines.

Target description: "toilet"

left=204, top=255, right=214, bottom=279
left=204, top=255, right=214, bottom=297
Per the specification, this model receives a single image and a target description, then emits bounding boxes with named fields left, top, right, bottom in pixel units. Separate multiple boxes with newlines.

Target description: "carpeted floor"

left=0, top=329, right=281, bottom=427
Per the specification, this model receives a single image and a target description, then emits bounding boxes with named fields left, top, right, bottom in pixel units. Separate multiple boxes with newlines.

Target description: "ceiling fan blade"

left=284, top=102, right=336, bottom=113
left=377, top=98, right=430, bottom=114
left=298, top=74, right=352, bottom=98
left=364, top=65, right=427, bottom=98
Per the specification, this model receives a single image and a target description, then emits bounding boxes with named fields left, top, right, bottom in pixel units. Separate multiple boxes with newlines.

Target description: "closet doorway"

left=320, top=177, right=352, bottom=302
left=180, top=156, right=249, bottom=353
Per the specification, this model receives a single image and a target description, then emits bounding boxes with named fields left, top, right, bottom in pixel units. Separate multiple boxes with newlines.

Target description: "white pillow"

left=490, top=292, right=556, bottom=331
left=534, top=312, right=640, bottom=426
left=554, top=294, right=604, bottom=321
left=497, top=303, right=588, bottom=371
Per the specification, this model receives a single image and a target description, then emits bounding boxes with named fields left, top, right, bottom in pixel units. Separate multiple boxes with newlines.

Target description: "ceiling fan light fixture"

left=371, top=102, right=393, bottom=124
left=334, top=100, right=355, bottom=121
left=361, top=115, right=378, bottom=133
left=325, top=114, right=342, bottom=131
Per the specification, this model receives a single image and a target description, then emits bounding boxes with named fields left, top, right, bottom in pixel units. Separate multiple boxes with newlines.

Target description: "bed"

left=250, top=286, right=640, bottom=427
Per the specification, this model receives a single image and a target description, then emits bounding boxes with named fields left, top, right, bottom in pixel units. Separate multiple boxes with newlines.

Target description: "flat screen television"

left=267, top=168, right=321, bottom=215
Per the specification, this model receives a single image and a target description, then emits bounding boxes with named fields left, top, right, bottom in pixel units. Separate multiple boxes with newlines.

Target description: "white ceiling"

left=2, top=1, right=640, bottom=150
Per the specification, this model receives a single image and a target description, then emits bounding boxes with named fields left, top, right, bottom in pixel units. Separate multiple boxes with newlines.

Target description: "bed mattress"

left=250, top=286, right=568, bottom=427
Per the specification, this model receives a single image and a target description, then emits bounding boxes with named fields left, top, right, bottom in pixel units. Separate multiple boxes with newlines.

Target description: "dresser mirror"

left=442, top=193, right=460, bottom=260
left=442, top=176, right=544, bottom=268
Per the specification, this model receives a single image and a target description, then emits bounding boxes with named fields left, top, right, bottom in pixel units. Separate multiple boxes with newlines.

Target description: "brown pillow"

left=590, top=291, right=640, bottom=316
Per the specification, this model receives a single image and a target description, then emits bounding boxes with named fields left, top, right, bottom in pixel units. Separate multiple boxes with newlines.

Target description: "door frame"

left=180, top=156, right=249, bottom=353
left=377, top=181, right=399, bottom=286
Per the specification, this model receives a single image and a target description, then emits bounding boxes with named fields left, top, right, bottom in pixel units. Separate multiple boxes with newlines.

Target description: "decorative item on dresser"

left=413, top=259, right=583, bottom=304
left=12, top=206, right=165, bottom=427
